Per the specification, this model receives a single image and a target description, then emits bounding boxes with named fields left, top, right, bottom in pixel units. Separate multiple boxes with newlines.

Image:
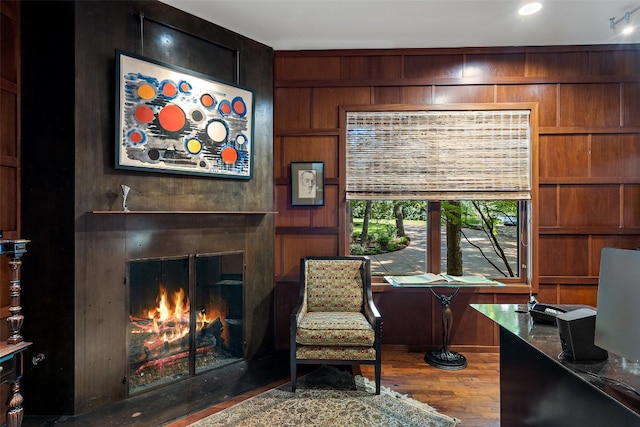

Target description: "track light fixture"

left=610, top=5, right=640, bottom=35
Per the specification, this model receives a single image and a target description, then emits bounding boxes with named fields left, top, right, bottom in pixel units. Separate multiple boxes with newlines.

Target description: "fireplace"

left=127, top=251, right=244, bottom=395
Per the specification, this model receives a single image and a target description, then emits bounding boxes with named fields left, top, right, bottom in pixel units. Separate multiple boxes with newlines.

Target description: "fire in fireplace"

left=128, top=252, right=244, bottom=395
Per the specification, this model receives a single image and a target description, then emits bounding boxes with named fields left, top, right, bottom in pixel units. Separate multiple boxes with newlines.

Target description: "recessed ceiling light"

left=518, top=2, right=542, bottom=16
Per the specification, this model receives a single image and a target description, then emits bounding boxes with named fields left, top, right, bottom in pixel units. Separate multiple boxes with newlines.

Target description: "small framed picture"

left=291, top=162, right=324, bottom=206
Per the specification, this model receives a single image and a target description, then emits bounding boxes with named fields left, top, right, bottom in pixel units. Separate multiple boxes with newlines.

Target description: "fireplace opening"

left=127, top=252, right=244, bottom=395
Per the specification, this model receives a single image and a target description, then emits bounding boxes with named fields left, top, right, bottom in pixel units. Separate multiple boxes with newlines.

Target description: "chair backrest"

left=303, top=257, right=367, bottom=312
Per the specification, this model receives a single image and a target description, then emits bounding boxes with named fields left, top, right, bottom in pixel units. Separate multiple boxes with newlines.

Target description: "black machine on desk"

left=529, top=303, right=589, bottom=325
left=529, top=302, right=608, bottom=362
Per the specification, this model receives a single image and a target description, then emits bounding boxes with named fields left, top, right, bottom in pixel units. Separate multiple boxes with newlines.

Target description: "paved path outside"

left=369, top=224, right=518, bottom=278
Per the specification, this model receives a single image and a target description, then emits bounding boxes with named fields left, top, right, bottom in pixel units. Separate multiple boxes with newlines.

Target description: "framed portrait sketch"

left=115, top=50, right=254, bottom=179
left=291, top=162, right=324, bottom=206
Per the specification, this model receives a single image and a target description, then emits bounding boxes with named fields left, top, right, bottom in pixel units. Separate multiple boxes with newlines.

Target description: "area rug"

left=186, top=366, right=459, bottom=427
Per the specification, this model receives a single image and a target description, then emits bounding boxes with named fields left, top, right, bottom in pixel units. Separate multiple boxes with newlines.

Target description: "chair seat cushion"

left=296, top=345, right=377, bottom=361
left=296, top=311, right=375, bottom=346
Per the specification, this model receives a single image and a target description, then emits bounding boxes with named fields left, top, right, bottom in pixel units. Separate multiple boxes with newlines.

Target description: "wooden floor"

left=22, top=350, right=500, bottom=426
left=357, top=350, right=500, bottom=427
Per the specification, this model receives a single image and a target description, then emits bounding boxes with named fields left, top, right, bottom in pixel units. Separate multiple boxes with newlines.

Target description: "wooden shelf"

left=91, top=211, right=276, bottom=215
left=0, top=342, right=31, bottom=361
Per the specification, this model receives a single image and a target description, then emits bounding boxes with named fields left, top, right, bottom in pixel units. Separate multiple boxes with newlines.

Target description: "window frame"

left=339, top=103, right=539, bottom=293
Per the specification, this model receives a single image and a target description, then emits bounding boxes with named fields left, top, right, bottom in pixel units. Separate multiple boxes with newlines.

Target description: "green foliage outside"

left=350, top=219, right=409, bottom=256
left=349, top=200, right=517, bottom=256
left=350, top=200, right=427, bottom=221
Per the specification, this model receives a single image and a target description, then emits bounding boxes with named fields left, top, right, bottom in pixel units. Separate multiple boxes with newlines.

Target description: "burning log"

left=133, top=345, right=217, bottom=374
left=129, top=317, right=224, bottom=371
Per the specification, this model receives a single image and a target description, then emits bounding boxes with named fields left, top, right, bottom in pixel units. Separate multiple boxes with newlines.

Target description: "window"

left=343, top=105, right=537, bottom=286
left=348, top=199, right=527, bottom=280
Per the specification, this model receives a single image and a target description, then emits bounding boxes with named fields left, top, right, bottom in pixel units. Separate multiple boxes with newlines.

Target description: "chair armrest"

left=363, top=294, right=382, bottom=328
left=291, top=299, right=307, bottom=327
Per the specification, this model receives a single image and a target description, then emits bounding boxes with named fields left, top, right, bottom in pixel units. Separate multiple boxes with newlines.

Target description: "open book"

left=384, top=273, right=501, bottom=287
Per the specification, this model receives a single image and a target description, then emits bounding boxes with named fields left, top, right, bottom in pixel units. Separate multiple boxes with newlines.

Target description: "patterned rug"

left=186, top=366, right=459, bottom=427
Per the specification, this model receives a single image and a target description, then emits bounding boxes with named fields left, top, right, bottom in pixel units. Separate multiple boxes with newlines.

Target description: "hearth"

left=127, top=251, right=244, bottom=395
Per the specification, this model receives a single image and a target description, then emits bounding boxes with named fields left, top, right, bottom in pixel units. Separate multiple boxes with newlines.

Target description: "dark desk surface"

left=472, top=303, right=640, bottom=417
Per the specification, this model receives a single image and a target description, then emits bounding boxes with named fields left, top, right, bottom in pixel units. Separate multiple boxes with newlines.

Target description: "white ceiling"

left=158, top=0, right=640, bottom=50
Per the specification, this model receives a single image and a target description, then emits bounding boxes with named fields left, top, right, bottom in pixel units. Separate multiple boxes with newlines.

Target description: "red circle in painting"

left=129, top=130, right=144, bottom=144
left=134, top=105, right=154, bottom=123
left=221, top=146, right=237, bottom=165
left=158, top=104, right=186, bottom=132
left=232, top=99, right=246, bottom=115
left=162, top=82, right=177, bottom=97
left=201, top=94, right=215, bottom=108
left=219, top=101, right=232, bottom=115
left=180, top=81, right=191, bottom=93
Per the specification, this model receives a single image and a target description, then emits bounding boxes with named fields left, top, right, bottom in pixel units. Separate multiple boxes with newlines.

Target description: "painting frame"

left=291, top=162, right=325, bottom=206
left=115, top=49, right=254, bottom=179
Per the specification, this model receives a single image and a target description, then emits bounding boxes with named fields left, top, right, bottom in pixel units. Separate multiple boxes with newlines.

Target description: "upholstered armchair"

left=290, top=256, right=382, bottom=394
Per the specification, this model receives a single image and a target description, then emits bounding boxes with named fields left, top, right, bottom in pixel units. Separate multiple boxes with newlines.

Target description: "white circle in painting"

left=236, top=133, right=248, bottom=145
left=207, top=120, right=228, bottom=143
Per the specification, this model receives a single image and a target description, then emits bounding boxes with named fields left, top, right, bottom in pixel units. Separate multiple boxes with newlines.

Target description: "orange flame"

left=132, top=285, right=228, bottom=350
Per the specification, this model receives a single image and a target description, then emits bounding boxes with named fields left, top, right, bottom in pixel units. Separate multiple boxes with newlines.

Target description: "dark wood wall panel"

left=624, top=185, right=640, bottom=227
left=404, top=54, right=463, bottom=79
left=341, top=55, right=403, bottom=79
left=538, top=235, right=589, bottom=276
left=280, top=136, right=339, bottom=174
left=538, top=185, right=558, bottom=226
left=540, top=135, right=589, bottom=178
left=275, top=186, right=310, bottom=227
left=624, top=83, right=640, bottom=126
left=591, top=236, right=640, bottom=273
left=274, top=88, right=312, bottom=131
left=558, top=285, right=598, bottom=306
left=274, top=45, right=640, bottom=351
left=312, top=186, right=339, bottom=226
left=0, top=167, right=17, bottom=232
left=464, top=53, right=525, bottom=77
left=372, top=86, right=432, bottom=104
left=432, top=85, right=494, bottom=103
left=558, top=84, right=620, bottom=127
left=538, top=284, right=560, bottom=302
left=590, top=50, right=640, bottom=76
left=0, top=0, right=20, bottom=241
left=526, top=52, right=589, bottom=77
left=372, top=290, right=435, bottom=349
left=0, top=3, right=20, bottom=419
left=558, top=185, right=620, bottom=227
left=496, top=84, right=557, bottom=126
left=274, top=56, right=341, bottom=81
left=0, top=89, right=17, bottom=156
left=591, top=134, right=640, bottom=177
left=276, top=234, right=339, bottom=278
left=312, top=87, right=372, bottom=128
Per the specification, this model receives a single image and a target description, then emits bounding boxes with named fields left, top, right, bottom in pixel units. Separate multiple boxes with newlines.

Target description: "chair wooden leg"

left=375, top=362, right=381, bottom=395
left=291, top=359, right=297, bottom=392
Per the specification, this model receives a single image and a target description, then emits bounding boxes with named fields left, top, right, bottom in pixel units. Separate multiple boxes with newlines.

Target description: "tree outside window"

left=349, top=200, right=525, bottom=279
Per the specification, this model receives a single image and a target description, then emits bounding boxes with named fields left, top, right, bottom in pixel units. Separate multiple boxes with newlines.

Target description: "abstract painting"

left=115, top=50, right=254, bottom=179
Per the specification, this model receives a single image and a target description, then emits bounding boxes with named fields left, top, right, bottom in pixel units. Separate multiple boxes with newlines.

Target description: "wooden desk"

left=472, top=303, right=640, bottom=427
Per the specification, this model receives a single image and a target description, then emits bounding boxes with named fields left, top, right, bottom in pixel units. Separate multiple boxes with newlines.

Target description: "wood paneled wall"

left=274, top=45, right=640, bottom=351
left=0, top=1, right=20, bottom=421
left=19, top=0, right=274, bottom=416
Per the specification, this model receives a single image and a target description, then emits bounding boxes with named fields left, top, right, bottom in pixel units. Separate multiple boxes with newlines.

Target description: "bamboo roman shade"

left=346, top=109, right=531, bottom=200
